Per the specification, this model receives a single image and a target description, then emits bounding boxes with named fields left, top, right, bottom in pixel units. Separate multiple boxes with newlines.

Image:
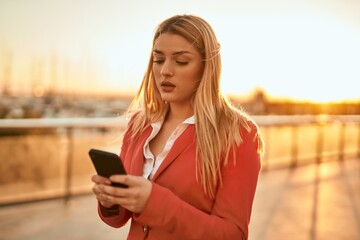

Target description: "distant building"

left=231, top=89, right=360, bottom=115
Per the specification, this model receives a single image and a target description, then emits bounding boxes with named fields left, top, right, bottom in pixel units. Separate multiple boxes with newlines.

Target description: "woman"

left=91, top=14, right=263, bottom=240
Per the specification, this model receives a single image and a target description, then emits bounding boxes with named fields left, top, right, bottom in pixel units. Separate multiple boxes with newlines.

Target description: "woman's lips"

left=160, top=81, right=176, bottom=92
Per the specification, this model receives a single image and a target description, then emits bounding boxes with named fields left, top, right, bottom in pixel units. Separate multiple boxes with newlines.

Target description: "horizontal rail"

left=252, top=115, right=360, bottom=126
left=0, top=117, right=128, bottom=128
left=0, top=114, right=359, bottom=205
left=1, top=115, right=360, bottom=129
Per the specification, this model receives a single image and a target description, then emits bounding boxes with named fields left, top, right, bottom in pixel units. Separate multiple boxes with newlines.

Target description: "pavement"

left=0, top=157, right=359, bottom=240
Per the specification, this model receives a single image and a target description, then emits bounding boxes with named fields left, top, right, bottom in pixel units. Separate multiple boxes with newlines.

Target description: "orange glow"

left=0, top=1, right=359, bottom=102
left=33, top=85, right=45, bottom=98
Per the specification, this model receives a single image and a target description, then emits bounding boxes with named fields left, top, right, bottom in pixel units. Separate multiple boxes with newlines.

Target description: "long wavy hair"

left=125, top=14, right=261, bottom=198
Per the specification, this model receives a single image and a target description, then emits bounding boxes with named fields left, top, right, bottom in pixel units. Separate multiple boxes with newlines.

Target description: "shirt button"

left=143, top=225, right=148, bottom=233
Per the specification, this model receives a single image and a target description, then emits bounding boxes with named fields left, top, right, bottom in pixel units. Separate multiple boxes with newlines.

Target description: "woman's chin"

left=160, top=93, right=174, bottom=102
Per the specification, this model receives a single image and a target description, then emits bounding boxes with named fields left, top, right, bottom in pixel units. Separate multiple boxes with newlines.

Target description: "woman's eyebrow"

left=153, top=49, right=193, bottom=56
left=172, top=50, right=192, bottom=56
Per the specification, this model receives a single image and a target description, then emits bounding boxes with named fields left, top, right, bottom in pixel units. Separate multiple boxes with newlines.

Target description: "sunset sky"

left=0, top=0, right=359, bottom=102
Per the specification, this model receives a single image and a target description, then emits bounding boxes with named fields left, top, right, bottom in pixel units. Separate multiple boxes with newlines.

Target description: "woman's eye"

left=176, top=61, right=188, bottom=65
left=153, top=60, right=164, bottom=64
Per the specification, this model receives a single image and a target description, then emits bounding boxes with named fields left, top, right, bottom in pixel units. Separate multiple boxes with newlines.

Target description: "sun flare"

left=219, top=13, right=360, bottom=102
left=0, top=1, right=359, bottom=103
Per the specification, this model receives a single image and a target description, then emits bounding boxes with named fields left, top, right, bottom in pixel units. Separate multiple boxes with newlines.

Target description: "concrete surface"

left=0, top=158, right=359, bottom=240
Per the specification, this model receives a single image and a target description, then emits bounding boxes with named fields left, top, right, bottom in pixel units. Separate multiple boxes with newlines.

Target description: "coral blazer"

left=98, top=119, right=261, bottom=240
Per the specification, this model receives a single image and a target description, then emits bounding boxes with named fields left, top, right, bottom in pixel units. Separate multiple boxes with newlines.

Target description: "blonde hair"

left=126, top=14, right=262, bottom=197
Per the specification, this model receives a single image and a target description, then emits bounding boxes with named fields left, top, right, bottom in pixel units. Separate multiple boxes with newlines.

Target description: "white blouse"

left=142, top=116, right=195, bottom=180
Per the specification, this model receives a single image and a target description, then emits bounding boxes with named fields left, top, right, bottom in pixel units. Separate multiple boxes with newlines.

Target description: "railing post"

left=262, top=126, right=269, bottom=171
left=64, top=127, right=74, bottom=202
left=291, top=125, right=298, bottom=168
left=316, top=124, right=324, bottom=164
left=358, top=123, right=360, bottom=158
left=338, top=123, right=345, bottom=161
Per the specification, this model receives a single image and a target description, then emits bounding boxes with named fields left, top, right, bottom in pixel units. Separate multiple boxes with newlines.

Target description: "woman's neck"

left=166, top=103, right=193, bottom=123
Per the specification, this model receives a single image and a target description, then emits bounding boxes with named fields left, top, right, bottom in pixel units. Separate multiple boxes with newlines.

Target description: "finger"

left=114, top=197, right=144, bottom=213
left=98, top=193, right=112, bottom=202
left=99, top=200, right=116, bottom=209
left=97, top=195, right=116, bottom=208
left=101, top=184, right=130, bottom=197
left=109, top=175, right=140, bottom=187
left=92, top=184, right=105, bottom=195
left=92, top=185, right=99, bottom=195
left=91, top=175, right=111, bottom=185
left=101, top=178, right=152, bottom=214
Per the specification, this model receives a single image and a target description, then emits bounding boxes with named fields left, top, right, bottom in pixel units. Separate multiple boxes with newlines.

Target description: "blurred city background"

left=0, top=0, right=359, bottom=240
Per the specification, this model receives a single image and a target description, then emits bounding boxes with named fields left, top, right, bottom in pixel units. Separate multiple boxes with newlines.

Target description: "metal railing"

left=254, top=115, right=360, bottom=169
left=0, top=115, right=359, bottom=205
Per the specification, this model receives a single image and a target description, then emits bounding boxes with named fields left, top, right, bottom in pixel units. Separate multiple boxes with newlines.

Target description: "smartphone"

left=88, top=148, right=128, bottom=188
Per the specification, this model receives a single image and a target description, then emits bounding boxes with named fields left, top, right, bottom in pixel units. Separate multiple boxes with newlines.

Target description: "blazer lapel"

left=152, top=125, right=195, bottom=181
left=129, top=126, right=152, bottom=176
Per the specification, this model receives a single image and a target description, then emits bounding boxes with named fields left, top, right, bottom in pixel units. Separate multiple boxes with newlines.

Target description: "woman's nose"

left=160, top=61, right=174, bottom=77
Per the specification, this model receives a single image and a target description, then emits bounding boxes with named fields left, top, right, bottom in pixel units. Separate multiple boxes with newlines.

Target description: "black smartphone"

left=88, top=148, right=128, bottom=188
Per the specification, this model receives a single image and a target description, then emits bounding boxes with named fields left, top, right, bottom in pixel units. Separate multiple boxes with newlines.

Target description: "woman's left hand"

left=99, top=175, right=152, bottom=214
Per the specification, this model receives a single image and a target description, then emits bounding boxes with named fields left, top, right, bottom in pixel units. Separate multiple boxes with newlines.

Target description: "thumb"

left=109, top=174, right=133, bottom=186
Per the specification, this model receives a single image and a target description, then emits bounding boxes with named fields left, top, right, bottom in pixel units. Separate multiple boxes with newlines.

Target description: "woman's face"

left=152, top=33, right=203, bottom=105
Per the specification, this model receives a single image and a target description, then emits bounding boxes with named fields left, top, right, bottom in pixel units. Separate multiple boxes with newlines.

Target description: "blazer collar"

left=151, top=125, right=195, bottom=181
left=130, top=126, right=152, bottom=176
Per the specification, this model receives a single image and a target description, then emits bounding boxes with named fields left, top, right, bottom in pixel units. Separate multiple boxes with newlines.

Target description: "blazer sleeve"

left=97, top=115, right=135, bottom=228
left=133, top=122, right=262, bottom=239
